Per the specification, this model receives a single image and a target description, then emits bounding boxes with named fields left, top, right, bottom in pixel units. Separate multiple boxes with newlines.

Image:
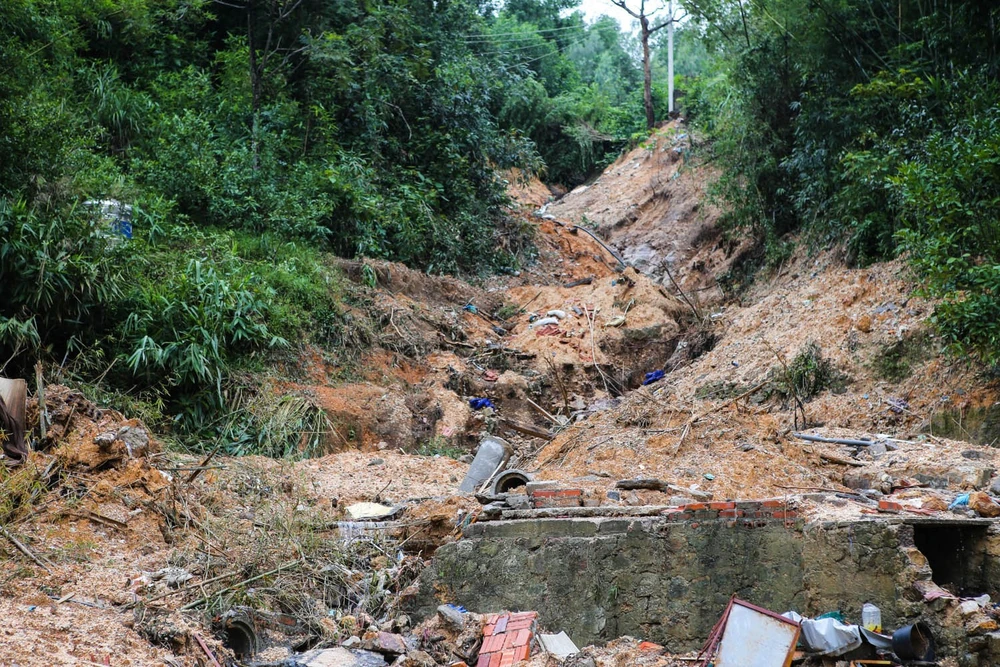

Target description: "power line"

left=458, top=24, right=587, bottom=42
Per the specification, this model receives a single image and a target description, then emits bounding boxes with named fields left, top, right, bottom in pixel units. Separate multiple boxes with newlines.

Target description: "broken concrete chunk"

left=539, top=631, right=579, bottom=658
left=94, top=431, right=118, bottom=447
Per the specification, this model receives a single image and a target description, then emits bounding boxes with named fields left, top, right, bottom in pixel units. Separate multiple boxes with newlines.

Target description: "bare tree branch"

left=610, top=0, right=641, bottom=20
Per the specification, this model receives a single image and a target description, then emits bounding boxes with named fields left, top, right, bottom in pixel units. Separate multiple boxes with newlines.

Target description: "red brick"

left=494, top=615, right=509, bottom=633
left=484, top=624, right=496, bottom=636
left=709, top=501, right=736, bottom=511
left=719, top=509, right=743, bottom=518
left=663, top=510, right=693, bottom=521
left=487, top=614, right=501, bottom=625
left=482, top=635, right=505, bottom=653
left=505, top=619, right=534, bottom=631
left=503, top=632, right=516, bottom=650
left=513, top=644, right=530, bottom=662
left=511, top=630, right=532, bottom=647
left=489, top=652, right=502, bottom=667
left=499, top=649, right=517, bottom=667
left=684, top=502, right=707, bottom=511
left=762, top=499, right=786, bottom=508
left=476, top=655, right=491, bottom=667
left=772, top=510, right=798, bottom=519
left=510, top=611, right=538, bottom=620
left=879, top=500, right=903, bottom=511
left=452, top=662, right=470, bottom=667
left=638, top=641, right=663, bottom=653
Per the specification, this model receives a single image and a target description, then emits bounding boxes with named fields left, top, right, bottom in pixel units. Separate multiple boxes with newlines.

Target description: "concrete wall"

left=411, top=516, right=941, bottom=651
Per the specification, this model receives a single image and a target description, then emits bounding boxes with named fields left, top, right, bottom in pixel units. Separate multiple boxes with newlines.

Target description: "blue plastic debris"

left=463, top=303, right=479, bottom=314
left=949, top=493, right=970, bottom=510
left=446, top=603, right=468, bottom=614
left=469, top=398, right=494, bottom=410
left=642, top=370, right=665, bottom=386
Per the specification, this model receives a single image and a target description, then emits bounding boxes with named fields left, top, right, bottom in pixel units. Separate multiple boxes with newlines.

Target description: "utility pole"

left=667, top=0, right=674, bottom=114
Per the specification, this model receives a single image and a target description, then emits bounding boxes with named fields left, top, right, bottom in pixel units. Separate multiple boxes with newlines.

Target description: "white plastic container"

left=862, top=603, right=882, bottom=633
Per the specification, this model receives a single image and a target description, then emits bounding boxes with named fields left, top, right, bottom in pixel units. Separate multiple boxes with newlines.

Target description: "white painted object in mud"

left=716, top=601, right=800, bottom=667
left=546, top=310, right=567, bottom=319
left=344, top=502, right=394, bottom=520
left=530, top=317, right=560, bottom=329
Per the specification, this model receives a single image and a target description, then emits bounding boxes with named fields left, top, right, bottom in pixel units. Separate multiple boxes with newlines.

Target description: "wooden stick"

left=35, top=362, right=46, bottom=441
left=524, top=397, right=560, bottom=425
left=673, top=380, right=768, bottom=456
left=499, top=418, right=553, bottom=440
left=179, top=559, right=302, bottom=610
left=819, top=453, right=865, bottom=467
left=141, top=570, right=240, bottom=604
left=185, top=445, right=221, bottom=484
left=193, top=634, right=222, bottom=667
left=0, top=524, right=51, bottom=571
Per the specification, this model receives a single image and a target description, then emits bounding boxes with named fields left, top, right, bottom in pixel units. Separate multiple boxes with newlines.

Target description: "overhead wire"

left=456, top=23, right=588, bottom=41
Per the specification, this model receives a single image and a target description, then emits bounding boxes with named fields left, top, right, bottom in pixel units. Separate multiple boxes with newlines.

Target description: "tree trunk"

left=247, top=0, right=261, bottom=171
left=640, top=17, right=655, bottom=130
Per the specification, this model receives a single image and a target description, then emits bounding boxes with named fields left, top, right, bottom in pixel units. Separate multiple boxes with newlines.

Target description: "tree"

left=610, top=0, right=684, bottom=128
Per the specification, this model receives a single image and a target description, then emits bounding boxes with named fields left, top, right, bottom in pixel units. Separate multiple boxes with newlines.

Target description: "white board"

left=715, top=601, right=799, bottom=667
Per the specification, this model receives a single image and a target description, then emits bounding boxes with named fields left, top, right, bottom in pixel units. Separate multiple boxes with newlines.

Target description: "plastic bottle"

left=862, top=603, right=882, bottom=633
left=459, top=435, right=511, bottom=493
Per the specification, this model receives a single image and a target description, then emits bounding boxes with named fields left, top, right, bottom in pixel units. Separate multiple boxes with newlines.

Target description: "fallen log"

left=499, top=418, right=553, bottom=440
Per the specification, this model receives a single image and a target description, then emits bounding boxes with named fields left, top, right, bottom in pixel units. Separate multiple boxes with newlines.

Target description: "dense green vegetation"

left=681, top=0, right=1000, bottom=365
left=0, top=0, right=662, bottom=449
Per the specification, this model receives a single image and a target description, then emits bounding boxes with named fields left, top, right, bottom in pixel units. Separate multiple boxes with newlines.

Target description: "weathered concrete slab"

left=409, top=516, right=1000, bottom=654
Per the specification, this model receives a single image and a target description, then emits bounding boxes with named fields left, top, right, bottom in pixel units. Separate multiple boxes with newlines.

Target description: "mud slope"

left=543, top=121, right=737, bottom=294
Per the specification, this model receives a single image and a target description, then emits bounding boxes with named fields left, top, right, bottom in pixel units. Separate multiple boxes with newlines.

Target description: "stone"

left=363, top=632, right=409, bottom=656
left=856, top=314, right=872, bottom=333
left=437, top=604, right=466, bottom=630
left=922, top=496, right=949, bottom=511
left=505, top=494, right=531, bottom=510
left=991, top=476, right=1000, bottom=496
left=399, top=650, right=435, bottom=667
left=867, top=441, right=887, bottom=457
left=969, top=491, right=1000, bottom=517
left=343, top=636, right=363, bottom=648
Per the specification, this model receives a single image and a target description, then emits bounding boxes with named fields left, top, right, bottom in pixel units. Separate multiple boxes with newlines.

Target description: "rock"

left=922, top=496, right=949, bottom=511
left=991, top=476, right=1000, bottom=496
left=368, top=458, right=385, bottom=466
left=867, top=441, right=887, bottom=457
left=116, top=424, right=150, bottom=457
left=964, top=450, right=987, bottom=460
left=343, top=636, right=363, bottom=648
left=399, top=650, right=435, bottom=667
left=94, top=431, right=117, bottom=448
left=362, top=632, right=408, bottom=656
left=506, top=494, right=531, bottom=510
left=437, top=604, right=466, bottom=630
left=856, top=314, right=872, bottom=333
left=969, top=491, right=1000, bottom=518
